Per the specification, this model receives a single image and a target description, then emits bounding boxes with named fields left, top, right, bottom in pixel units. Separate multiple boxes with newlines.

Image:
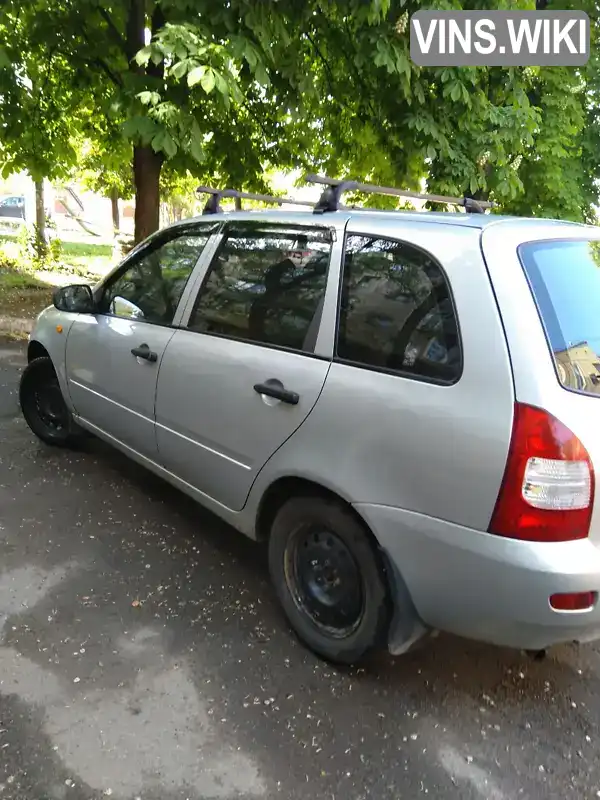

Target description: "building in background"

left=0, top=173, right=134, bottom=243
left=554, top=341, right=600, bottom=394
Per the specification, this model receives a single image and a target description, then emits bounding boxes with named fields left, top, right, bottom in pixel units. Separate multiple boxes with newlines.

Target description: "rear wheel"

left=19, top=357, right=85, bottom=447
left=268, top=495, right=391, bottom=664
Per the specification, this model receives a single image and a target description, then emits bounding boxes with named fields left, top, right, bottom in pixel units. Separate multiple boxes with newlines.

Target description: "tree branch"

left=76, top=24, right=124, bottom=86
left=314, top=6, right=378, bottom=121
left=305, top=32, right=339, bottom=103
left=148, top=2, right=166, bottom=80
left=96, top=5, right=128, bottom=56
left=126, top=0, right=145, bottom=65
left=92, top=56, right=124, bottom=87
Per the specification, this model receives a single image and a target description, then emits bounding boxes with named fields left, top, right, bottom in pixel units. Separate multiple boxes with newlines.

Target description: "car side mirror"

left=53, top=284, right=95, bottom=314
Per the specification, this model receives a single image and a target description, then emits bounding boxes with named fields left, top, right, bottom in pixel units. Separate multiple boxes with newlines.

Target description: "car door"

left=154, top=221, right=336, bottom=510
left=64, top=222, right=219, bottom=459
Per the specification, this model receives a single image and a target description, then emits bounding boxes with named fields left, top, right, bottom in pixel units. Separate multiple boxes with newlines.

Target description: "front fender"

left=28, top=306, right=79, bottom=412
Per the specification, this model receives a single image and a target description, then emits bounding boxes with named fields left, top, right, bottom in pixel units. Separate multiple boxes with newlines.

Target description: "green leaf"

left=151, top=131, right=165, bottom=153
left=162, top=133, right=177, bottom=158
left=187, top=65, right=206, bottom=87
left=255, top=62, right=269, bottom=86
left=373, top=51, right=387, bottom=69
left=150, top=48, right=164, bottom=66
left=171, top=61, right=188, bottom=80
left=122, top=115, right=157, bottom=143
left=138, top=91, right=160, bottom=106
left=135, top=46, right=152, bottom=66
left=190, top=137, right=204, bottom=164
left=175, top=45, right=188, bottom=61
left=200, top=68, right=216, bottom=94
left=213, top=71, right=228, bottom=95
left=450, top=82, right=462, bottom=102
left=244, top=44, right=259, bottom=70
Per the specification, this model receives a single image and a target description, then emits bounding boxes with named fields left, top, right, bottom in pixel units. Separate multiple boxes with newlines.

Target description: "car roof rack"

left=305, top=174, right=495, bottom=215
left=196, top=186, right=316, bottom=215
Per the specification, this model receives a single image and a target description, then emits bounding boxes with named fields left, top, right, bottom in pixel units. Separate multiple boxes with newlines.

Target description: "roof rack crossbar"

left=305, top=174, right=495, bottom=214
left=196, top=186, right=316, bottom=215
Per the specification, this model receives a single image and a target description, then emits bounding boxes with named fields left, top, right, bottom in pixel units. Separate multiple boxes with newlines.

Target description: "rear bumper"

left=356, top=503, right=600, bottom=652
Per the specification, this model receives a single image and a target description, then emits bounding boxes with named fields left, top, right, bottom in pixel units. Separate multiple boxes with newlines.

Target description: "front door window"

left=102, top=226, right=217, bottom=325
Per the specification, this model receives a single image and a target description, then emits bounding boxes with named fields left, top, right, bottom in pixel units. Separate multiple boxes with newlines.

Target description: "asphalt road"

left=2, top=343, right=600, bottom=800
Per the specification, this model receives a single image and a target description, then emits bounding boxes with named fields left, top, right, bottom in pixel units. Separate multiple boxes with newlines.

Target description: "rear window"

left=519, top=239, right=600, bottom=397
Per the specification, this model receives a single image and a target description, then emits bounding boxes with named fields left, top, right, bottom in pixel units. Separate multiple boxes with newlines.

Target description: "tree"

left=2, top=0, right=598, bottom=244
left=499, top=0, right=600, bottom=221
left=159, top=167, right=201, bottom=225
left=79, top=131, right=134, bottom=235
left=0, top=3, right=88, bottom=252
left=0, top=0, right=323, bottom=243
left=281, top=0, right=599, bottom=220
left=283, top=1, right=539, bottom=205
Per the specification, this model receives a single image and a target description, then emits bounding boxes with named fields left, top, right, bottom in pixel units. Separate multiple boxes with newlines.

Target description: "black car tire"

left=268, top=495, right=392, bottom=665
left=19, top=357, right=86, bottom=448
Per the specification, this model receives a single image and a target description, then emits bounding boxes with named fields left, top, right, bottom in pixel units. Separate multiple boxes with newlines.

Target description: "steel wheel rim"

left=284, top=524, right=365, bottom=639
left=32, top=375, right=68, bottom=433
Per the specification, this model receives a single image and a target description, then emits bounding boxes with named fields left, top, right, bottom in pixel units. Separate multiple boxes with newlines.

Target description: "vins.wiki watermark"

left=410, top=10, right=590, bottom=67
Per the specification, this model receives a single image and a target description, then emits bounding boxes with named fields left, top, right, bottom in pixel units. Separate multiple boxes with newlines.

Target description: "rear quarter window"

left=519, top=239, right=600, bottom=397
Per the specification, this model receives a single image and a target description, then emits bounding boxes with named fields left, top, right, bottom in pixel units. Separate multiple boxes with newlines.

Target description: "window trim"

left=95, top=221, right=222, bottom=328
left=183, top=221, right=336, bottom=356
left=332, top=231, right=464, bottom=386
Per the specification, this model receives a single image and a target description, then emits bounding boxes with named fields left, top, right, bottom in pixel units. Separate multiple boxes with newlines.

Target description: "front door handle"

left=254, top=379, right=299, bottom=405
left=131, top=343, right=158, bottom=363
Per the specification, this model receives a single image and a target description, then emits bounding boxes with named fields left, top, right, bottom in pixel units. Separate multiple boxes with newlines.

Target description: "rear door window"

left=519, top=239, right=600, bottom=396
left=187, top=224, right=332, bottom=353
left=336, top=234, right=462, bottom=383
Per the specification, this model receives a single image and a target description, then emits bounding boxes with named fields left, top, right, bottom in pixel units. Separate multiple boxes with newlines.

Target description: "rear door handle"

left=254, top=379, right=299, bottom=405
left=131, top=343, right=158, bottom=363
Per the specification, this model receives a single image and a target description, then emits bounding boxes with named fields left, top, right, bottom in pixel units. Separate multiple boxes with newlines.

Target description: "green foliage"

left=0, top=0, right=598, bottom=229
left=79, top=135, right=134, bottom=201
left=160, top=167, right=202, bottom=223
left=0, top=1, right=96, bottom=182
left=14, top=222, right=60, bottom=269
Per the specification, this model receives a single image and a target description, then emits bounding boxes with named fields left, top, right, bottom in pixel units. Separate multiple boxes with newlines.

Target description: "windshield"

left=519, top=239, right=600, bottom=397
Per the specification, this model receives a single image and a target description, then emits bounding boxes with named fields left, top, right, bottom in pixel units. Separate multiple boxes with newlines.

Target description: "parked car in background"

left=18, top=180, right=600, bottom=665
left=0, top=194, right=25, bottom=221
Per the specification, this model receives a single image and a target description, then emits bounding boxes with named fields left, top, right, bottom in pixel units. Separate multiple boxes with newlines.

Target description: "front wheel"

left=268, top=496, right=392, bottom=665
left=19, top=357, right=86, bottom=448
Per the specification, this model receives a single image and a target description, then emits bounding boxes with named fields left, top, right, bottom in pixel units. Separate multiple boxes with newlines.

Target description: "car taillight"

left=489, top=403, right=594, bottom=543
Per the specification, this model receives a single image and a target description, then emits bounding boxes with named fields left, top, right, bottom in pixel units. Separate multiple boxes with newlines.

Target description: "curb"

left=0, top=315, right=33, bottom=337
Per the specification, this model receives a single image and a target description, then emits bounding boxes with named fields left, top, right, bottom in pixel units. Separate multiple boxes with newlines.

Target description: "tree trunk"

left=127, top=0, right=166, bottom=244
left=34, top=180, right=47, bottom=257
left=110, top=187, right=120, bottom=235
left=133, top=145, right=163, bottom=243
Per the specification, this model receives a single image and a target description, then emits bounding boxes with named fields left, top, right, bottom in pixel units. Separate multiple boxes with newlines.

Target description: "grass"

left=61, top=240, right=113, bottom=258
left=0, top=234, right=117, bottom=338
left=0, top=268, right=53, bottom=340
left=0, top=232, right=112, bottom=256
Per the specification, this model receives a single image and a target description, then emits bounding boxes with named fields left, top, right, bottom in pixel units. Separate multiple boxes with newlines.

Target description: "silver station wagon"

left=19, top=176, right=600, bottom=664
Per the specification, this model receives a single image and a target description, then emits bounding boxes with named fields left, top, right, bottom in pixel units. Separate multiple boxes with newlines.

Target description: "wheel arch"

left=27, top=340, right=51, bottom=363
left=255, top=475, right=392, bottom=590
left=255, top=475, right=430, bottom=655
left=256, top=476, right=371, bottom=543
